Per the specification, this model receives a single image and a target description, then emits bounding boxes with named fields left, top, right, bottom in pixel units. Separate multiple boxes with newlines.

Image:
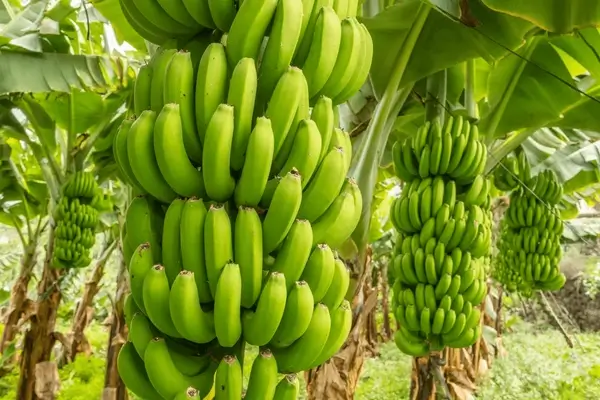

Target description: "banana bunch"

left=494, top=168, right=566, bottom=294
left=52, top=172, right=101, bottom=269
left=389, top=115, right=493, bottom=357
left=492, top=154, right=520, bottom=192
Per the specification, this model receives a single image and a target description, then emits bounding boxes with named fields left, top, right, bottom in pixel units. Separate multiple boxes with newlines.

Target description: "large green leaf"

left=90, top=0, right=146, bottom=51
left=481, top=0, right=600, bottom=34
left=0, top=1, right=45, bottom=52
left=362, top=0, right=532, bottom=99
left=0, top=50, right=129, bottom=94
left=549, top=29, right=600, bottom=79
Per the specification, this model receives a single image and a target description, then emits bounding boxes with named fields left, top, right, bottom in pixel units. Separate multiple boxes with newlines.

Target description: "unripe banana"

left=294, top=0, right=332, bottom=66
left=125, top=196, right=163, bottom=261
left=273, top=303, right=331, bottom=373
left=127, top=111, right=177, bottom=203
left=234, top=207, right=264, bottom=308
left=195, top=43, right=228, bottom=144
left=271, top=219, right=313, bottom=290
left=300, top=244, right=335, bottom=302
left=143, top=265, right=182, bottom=338
left=332, top=0, right=349, bottom=17
left=170, top=271, right=216, bottom=344
left=131, top=0, right=196, bottom=35
left=308, top=299, right=352, bottom=368
left=181, top=0, right=215, bottom=28
left=243, top=272, right=288, bottom=346
left=174, top=387, right=201, bottom=400
left=271, top=281, right=314, bottom=348
left=128, top=243, right=154, bottom=314
left=155, top=0, right=198, bottom=28
left=257, top=0, right=303, bottom=106
left=226, top=0, right=278, bottom=66
left=124, top=294, right=140, bottom=327
left=162, top=198, right=185, bottom=285
left=207, top=0, right=235, bottom=31
left=329, top=127, right=352, bottom=171
left=204, top=203, right=234, bottom=297
left=119, top=0, right=171, bottom=45
left=134, top=64, right=152, bottom=116
left=278, top=119, right=323, bottom=188
left=321, top=258, right=350, bottom=310
left=202, top=103, right=236, bottom=202
left=214, top=263, right=242, bottom=347
left=262, top=169, right=303, bottom=254
left=150, top=49, right=177, bottom=112
left=113, top=119, right=146, bottom=193
left=298, top=147, right=347, bottom=222
left=245, top=349, right=278, bottom=400
left=300, top=6, right=342, bottom=98
left=180, top=198, right=212, bottom=303
left=163, top=52, right=203, bottom=164
left=234, top=117, right=275, bottom=207
left=274, top=374, right=300, bottom=400
left=117, top=342, right=162, bottom=400
left=228, top=58, right=258, bottom=171
left=214, top=355, right=243, bottom=400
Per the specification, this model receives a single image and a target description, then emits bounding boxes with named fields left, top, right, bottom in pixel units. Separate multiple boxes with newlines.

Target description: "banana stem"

left=424, top=69, right=447, bottom=123
left=350, top=2, right=431, bottom=265
left=484, top=128, right=536, bottom=174
left=465, top=59, right=478, bottom=121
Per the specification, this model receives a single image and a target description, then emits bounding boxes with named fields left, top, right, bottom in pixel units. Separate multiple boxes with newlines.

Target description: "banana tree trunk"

left=380, top=262, right=392, bottom=342
left=17, top=226, right=64, bottom=400
left=103, top=241, right=129, bottom=400
left=0, top=238, right=38, bottom=361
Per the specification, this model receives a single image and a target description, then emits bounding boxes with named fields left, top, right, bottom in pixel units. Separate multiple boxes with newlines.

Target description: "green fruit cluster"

left=116, top=1, right=374, bottom=398
left=494, top=165, right=566, bottom=294
left=389, top=115, right=493, bottom=357
left=53, top=172, right=102, bottom=269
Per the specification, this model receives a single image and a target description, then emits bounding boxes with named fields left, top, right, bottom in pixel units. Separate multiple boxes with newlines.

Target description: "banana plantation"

left=1, top=0, right=600, bottom=399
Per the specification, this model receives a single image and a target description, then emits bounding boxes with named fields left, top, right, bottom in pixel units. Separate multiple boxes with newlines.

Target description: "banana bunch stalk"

left=52, top=171, right=104, bottom=269
left=494, top=158, right=566, bottom=294
left=389, top=115, right=493, bottom=357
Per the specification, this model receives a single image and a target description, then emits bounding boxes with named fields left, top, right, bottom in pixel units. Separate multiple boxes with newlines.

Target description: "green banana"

left=204, top=204, right=234, bottom=297
left=214, top=355, right=243, bottom=400
left=174, top=387, right=201, bottom=400
left=134, top=64, right=152, bottom=116
left=155, top=0, right=198, bottom=28
left=235, top=206, right=264, bottom=308
left=207, top=0, right=235, bottom=31
left=117, top=342, right=162, bottom=400
left=274, top=374, right=300, bottom=400
left=293, top=0, right=332, bottom=66
left=278, top=119, right=322, bottom=187
left=124, top=294, right=140, bottom=327
left=181, top=0, right=215, bottom=28
left=300, top=244, right=335, bottom=302
left=150, top=49, right=177, bottom=112
left=245, top=349, right=279, bottom=400
left=143, top=265, right=181, bottom=338
left=262, top=169, right=303, bottom=254
left=125, top=196, right=163, bottom=261
left=310, top=96, right=335, bottom=164
left=271, top=281, right=314, bottom=348
left=308, top=299, right=352, bottom=368
left=113, top=119, right=146, bottom=193
left=119, top=0, right=171, bottom=45
left=214, top=263, right=242, bottom=347
left=234, top=117, right=275, bottom=207
left=271, top=219, right=313, bottom=290
left=131, top=0, right=195, bottom=35
left=128, top=243, right=153, bottom=314
left=162, top=198, right=185, bottom=285
left=321, top=258, right=350, bottom=310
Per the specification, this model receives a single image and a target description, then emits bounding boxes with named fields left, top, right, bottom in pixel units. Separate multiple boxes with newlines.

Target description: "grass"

left=1, top=322, right=599, bottom=399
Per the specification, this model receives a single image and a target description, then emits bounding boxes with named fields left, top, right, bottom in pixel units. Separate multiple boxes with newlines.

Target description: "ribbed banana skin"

left=117, top=342, right=162, bottom=400
left=257, top=0, right=303, bottom=107
left=174, top=387, right=201, bottom=400
left=170, top=271, right=216, bottom=343
left=274, top=374, right=300, bottom=400
left=321, top=258, right=350, bottom=310
left=310, top=96, right=335, bottom=164
left=271, top=281, right=314, bottom=348
left=319, top=17, right=362, bottom=103
left=228, top=58, right=258, bottom=171
left=202, top=104, right=236, bottom=202
left=150, top=48, right=177, bottom=113
left=244, top=349, right=279, bottom=400
left=214, top=263, right=243, bottom=347
left=155, top=0, right=198, bottom=28
left=332, top=0, right=348, bottom=17
left=300, top=6, right=342, bottom=98
left=278, top=119, right=322, bottom=188
left=125, top=196, right=163, bottom=261
left=131, top=0, right=195, bottom=35
left=273, top=303, right=331, bottom=373
left=262, top=169, right=303, bottom=254
left=207, top=0, right=236, bottom=32
left=329, top=128, right=353, bottom=171
left=214, top=355, right=243, bottom=400
left=204, top=204, right=234, bottom=297
left=346, top=0, right=358, bottom=16
left=265, top=67, right=307, bottom=158
left=128, top=243, right=154, bottom=314
left=297, top=147, right=347, bottom=222
left=333, top=22, right=373, bottom=104
left=242, top=272, right=287, bottom=346
left=293, top=0, right=333, bottom=66
left=180, top=198, right=213, bottom=303
left=119, top=0, right=170, bottom=45
left=301, top=244, right=335, bottom=302
left=113, top=119, right=145, bottom=193
left=195, top=43, right=229, bottom=144
left=182, top=0, right=216, bottom=28
left=226, top=0, right=279, bottom=66
left=143, top=265, right=182, bottom=338
left=235, top=207, right=264, bottom=308
left=271, top=219, right=313, bottom=290
left=234, top=117, right=275, bottom=207
left=129, top=312, right=156, bottom=357
left=163, top=51, right=203, bottom=164
left=162, top=198, right=185, bottom=285
left=127, top=110, right=177, bottom=204
left=154, top=104, right=205, bottom=198
left=308, top=299, right=352, bottom=368
left=134, top=64, right=152, bottom=116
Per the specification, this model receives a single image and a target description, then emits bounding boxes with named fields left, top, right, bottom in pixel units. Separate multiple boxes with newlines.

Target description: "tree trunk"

left=0, top=239, right=38, bottom=361
left=380, top=262, right=392, bottom=342
left=57, top=240, right=116, bottom=367
left=17, top=227, right=64, bottom=400
left=104, top=241, right=129, bottom=400
left=305, top=248, right=375, bottom=400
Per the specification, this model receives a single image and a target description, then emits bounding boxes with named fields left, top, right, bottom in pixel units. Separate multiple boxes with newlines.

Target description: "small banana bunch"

left=52, top=172, right=102, bottom=269
left=492, top=154, right=520, bottom=192
left=494, top=166, right=566, bottom=294
left=389, top=115, right=493, bottom=357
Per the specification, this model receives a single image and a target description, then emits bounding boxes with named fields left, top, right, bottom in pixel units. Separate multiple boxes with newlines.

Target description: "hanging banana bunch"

left=389, top=115, right=493, bottom=357
left=114, top=0, right=374, bottom=398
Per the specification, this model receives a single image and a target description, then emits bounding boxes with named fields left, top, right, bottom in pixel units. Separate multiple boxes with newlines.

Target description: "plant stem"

left=425, top=69, right=447, bottom=123
left=465, top=59, right=479, bottom=120
left=484, top=128, right=537, bottom=174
